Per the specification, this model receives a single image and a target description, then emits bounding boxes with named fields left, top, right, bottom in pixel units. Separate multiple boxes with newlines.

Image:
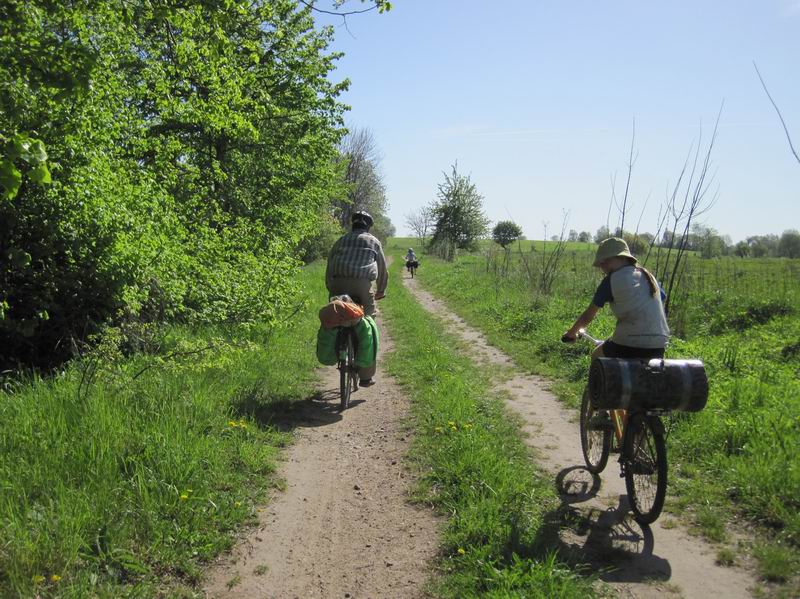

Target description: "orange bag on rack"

left=318, top=297, right=364, bottom=329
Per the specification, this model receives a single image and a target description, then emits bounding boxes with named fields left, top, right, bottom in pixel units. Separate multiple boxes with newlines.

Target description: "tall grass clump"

left=0, top=264, right=328, bottom=597
left=381, top=259, right=594, bottom=598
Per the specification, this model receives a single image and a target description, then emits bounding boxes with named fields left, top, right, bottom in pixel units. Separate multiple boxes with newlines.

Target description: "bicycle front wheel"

left=624, top=413, right=667, bottom=524
left=579, top=387, right=611, bottom=473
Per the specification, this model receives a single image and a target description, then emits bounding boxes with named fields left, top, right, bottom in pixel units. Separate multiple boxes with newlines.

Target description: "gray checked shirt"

left=325, top=230, right=388, bottom=294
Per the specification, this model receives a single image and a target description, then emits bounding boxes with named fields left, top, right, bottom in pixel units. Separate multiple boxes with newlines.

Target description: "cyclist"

left=405, top=247, right=418, bottom=273
left=326, top=210, right=387, bottom=385
left=561, top=237, right=669, bottom=360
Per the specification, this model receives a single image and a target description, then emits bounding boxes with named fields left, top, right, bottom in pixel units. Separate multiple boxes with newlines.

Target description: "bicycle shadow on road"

left=540, top=466, right=672, bottom=584
left=230, top=385, right=362, bottom=430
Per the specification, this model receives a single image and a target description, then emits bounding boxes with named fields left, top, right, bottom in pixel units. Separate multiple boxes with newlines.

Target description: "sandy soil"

left=403, top=274, right=759, bottom=599
left=203, top=318, right=440, bottom=599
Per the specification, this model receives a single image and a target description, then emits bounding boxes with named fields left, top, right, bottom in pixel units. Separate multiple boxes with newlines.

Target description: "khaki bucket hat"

left=593, top=237, right=636, bottom=267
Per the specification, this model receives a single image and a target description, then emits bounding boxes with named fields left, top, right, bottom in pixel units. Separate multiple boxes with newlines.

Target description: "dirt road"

left=204, top=322, right=439, bottom=598
left=402, top=274, right=759, bottom=599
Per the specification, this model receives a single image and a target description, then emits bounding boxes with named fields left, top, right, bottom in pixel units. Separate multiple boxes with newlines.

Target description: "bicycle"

left=335, top=326, right=359, bottom=410
left=405, top=259, right=418, bottom=278
left=575, top=329, right=668, bottom=524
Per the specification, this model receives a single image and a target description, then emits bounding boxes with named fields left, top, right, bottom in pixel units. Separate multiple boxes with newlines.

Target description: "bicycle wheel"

left=624, top=412, right=667, bottom=524
left=579, top=387, right=611, bottom=473
left=339, top=332, right=353, bottom=411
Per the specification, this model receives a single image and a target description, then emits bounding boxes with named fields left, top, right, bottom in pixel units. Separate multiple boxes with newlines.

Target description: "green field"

left=0, top=265, right=329, bottom=598
left=389, top=237, right=800, bottom=589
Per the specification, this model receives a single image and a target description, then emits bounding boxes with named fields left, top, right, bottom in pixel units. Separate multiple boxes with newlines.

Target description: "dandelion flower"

left=234, top=501, right=241, bottom=508
left=50, top=575, right=61, bottom=582
left=32, top=575, right=45, bottom=584
left=447, top=421, right=455, bottom=426
left=434, top=426, right=443, bottom=433
left=228, top=421, right=238, bottom=427
left=180, top=493, right=189, bottom=501
left=457, top=548, right=466, bottom=555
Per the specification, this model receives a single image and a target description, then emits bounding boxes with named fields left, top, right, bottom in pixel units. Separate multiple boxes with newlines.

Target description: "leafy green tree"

left=492, top=221, right=523, bottom=248
left=429, top=163, right=489, bottom=259
left=778, top=229, right=800, bottom=258
left=0, top=0, right=356, bottom=367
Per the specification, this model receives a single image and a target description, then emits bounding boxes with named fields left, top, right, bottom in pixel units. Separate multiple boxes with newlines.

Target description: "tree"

left=335, top=127, right=389, bottom=228
left=568, top=229, right=578, bottom=242
left=778, top=229, right=800, bottom=258
left=594, top=225, right=610, bottom=243
left=577, top=231, right=592, bottom=243
left=405, top=207, right=433, bottom=246
left=492, top=221, right=523, bottom=248
left=734, top=240, right=750, bottom=258
left=429, top=163, right=489, bottom=259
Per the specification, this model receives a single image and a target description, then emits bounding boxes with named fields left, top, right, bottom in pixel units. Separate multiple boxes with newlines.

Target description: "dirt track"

left=402, top=274, right=759, bottom=599
left=204, top=319, right=439, bottom=598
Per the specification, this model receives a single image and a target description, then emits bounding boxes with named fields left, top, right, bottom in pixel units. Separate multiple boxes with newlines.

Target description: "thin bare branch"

left=754, top=61, right=800, bottom=165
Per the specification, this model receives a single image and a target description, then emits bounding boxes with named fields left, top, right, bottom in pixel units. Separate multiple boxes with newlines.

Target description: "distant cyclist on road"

left=561, top=237, right=669, bottom=360
left=326, top=210, right=387, bottom=385
left=405, top=247, right=417, bottom=263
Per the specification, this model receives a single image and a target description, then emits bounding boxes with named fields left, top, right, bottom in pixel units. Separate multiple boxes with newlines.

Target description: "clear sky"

left=316, top=1, right=800, bottom=242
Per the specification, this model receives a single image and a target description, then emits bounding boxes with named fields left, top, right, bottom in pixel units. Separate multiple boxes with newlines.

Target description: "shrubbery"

left=1, top=0, right=347, bottom=368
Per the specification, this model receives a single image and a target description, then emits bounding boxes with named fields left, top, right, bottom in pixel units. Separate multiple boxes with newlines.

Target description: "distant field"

left=389, top=237, right=800, bottom=590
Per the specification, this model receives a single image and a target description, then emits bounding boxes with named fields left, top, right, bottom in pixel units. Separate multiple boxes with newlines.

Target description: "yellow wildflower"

left=228, top=421, right=238, bottom=427
left=50, top=575, right=61, bottom=582
left=180, top=493, right=189, bottom=501
left=434, top=426, right=443, bottom=433
left=457, top=548, right=466, bottom=555
left=32, top=575, right=45, bottom=584
left=447, top=421, right=455, bottom=426
left=234, top=501, right=241, bottom=508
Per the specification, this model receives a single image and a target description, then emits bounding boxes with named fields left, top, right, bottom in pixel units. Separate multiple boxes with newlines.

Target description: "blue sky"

left=317, top=1, right=800, bottom=242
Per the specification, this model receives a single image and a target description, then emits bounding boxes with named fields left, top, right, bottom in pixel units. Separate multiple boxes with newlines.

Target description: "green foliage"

left=0, top=262, right=328, bottom=597
left=429, top=163, right=490, bottom=258
left=1, top=0, right=349, bottom=368
left=492, top=220, right=523, bottom=248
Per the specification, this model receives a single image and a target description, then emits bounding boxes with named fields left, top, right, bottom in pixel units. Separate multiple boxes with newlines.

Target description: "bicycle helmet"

left=351, top=210, right=374, bottom=229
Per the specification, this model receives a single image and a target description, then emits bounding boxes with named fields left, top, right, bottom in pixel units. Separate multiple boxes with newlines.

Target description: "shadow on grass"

left=230, top=384, right=369, bottom=430
left=534, top=466, right=672, bottom=584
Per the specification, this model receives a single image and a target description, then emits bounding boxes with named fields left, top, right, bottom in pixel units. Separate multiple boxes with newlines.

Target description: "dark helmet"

left=351, top=210, right=374, bottom=229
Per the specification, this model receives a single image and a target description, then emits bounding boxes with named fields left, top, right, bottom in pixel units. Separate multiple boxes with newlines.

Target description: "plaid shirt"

left=326, top=229, right=388, bottom=294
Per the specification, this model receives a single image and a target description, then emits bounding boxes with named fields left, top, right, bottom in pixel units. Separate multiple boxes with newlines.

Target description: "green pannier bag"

left=316, top=326, right=338, bottom=366
left=355, top=316, right=379, bottom=368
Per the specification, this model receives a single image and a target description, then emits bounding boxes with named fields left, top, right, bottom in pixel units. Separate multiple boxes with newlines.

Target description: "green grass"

left=386, top=238, right=800, bottom=591
left=0, top=263, right=329, bottom=598
left=381, top=260, right=595, bottom=598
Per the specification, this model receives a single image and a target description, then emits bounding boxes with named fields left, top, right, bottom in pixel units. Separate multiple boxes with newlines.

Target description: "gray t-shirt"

left=593, top=265, right=670, bottom=348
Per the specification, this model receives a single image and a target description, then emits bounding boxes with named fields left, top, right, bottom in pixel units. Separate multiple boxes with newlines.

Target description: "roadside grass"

left=0, top=263, right=327, bottom=598
left=381, top=261, right=595, bottom=597
left=390, top=240, right=800, bottom=592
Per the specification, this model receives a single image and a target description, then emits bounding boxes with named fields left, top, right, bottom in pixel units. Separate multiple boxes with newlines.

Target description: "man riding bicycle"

left=325, top=210, right=387, bottom=386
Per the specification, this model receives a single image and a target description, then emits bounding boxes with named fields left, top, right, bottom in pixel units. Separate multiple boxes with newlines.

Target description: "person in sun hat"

left=561, top=237, right=670, bottom=359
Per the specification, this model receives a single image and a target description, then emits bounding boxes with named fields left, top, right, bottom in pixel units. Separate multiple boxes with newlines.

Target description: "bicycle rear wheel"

left=624, top=412, right=667, bottom=524
left=579, top=387, right=611, bottom=473
left=339, top=331, right=355, bottom=410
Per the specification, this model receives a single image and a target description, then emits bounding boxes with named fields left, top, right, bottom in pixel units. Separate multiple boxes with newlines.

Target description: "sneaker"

left=360, top=378, right=375, bottom=387
left=587, top=412, right=613, bottom=431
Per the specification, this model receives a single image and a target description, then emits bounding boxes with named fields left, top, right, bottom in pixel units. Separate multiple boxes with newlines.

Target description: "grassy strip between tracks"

left=0, top=263, right=328, bottom=598
left=381, top=264, right=595, bottom=598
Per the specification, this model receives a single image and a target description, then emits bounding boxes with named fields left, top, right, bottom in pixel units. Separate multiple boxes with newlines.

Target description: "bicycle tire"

left=579, top=387, right=611, bottom=473
left=339, top=331, right=354, bottom=411
left=624, top=412, right=667, bottom=524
